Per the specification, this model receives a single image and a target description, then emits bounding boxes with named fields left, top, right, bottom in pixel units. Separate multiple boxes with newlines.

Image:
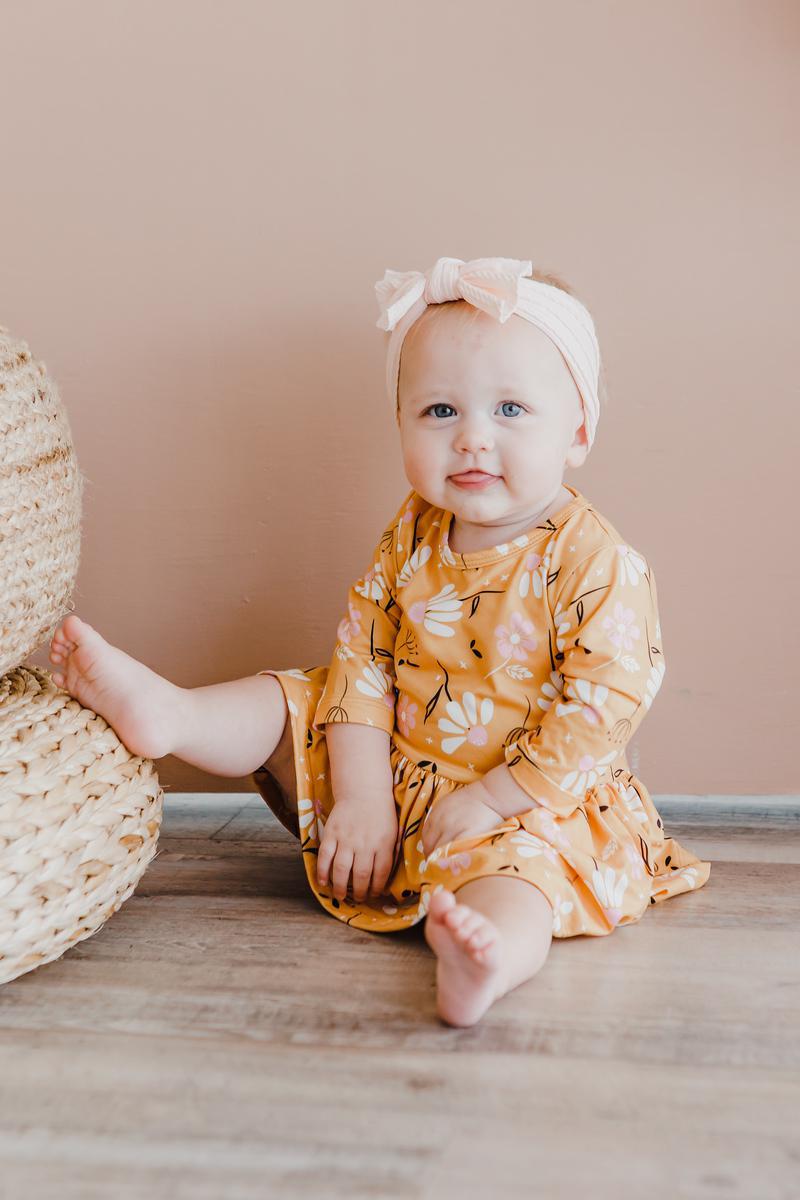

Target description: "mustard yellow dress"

left=253, top=484, right=710, bottom=937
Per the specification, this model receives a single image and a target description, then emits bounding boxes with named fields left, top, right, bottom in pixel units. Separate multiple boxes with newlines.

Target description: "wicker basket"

left=0, top=325, right=83, bottom=678
left=0, top=666, right=163, bottom=985
left=0, top=325, right=163, bottom=983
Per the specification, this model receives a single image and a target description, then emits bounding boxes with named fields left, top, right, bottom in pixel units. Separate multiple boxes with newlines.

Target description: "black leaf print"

left=417, top=760, right=438, bottom=774
left=507, top=754, right=522, bottom=768
left=547, top=568, right=560, bottom=589
left=375, top=646, right=393, bottom=660
left=470, top=595, right=480, bottom=618
left=576, top=599, right=584, bottom=626
left=404, top=818, right=422, bottom=841
left=469, top=639, right=483, bottom=660
left=425, top=686, right=443, bottom=723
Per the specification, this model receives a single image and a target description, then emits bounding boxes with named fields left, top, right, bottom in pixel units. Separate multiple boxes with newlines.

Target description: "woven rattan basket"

left=0, top=325, right=163, bottom=983
left=0, top=667, right=163, bottom=984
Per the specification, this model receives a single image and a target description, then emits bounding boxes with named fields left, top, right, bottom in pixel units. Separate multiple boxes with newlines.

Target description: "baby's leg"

left=424, top=877, right=553, bottom=1028
left=48, top=614, right=288, bottom=777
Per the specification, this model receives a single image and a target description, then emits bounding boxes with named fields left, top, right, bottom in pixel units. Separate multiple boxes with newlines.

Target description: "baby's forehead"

left=404, top=304, right=565, bottom=377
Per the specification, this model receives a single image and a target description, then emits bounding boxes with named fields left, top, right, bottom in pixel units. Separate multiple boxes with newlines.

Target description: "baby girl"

left=48, top=255, right=710, bottom=1027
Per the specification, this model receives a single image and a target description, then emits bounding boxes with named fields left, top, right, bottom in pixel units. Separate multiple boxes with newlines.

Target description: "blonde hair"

left=394, top=267, right=609, bottom=424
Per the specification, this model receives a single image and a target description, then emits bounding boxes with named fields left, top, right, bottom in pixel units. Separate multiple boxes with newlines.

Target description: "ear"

left=565, top=420, right=589, bottom=469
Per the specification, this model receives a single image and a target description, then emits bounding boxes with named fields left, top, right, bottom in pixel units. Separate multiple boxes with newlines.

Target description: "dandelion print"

left=355, top=563, right=387, bottom=603
left=616, top=544, right=647, bottom=586
left=644, top=660, right=666, bottom=709
left=356, top=661, right=395, bottom=708
left=592, top=865, right=629, bottom=925
left=397, top=544, right=432, bottom=588
left=561, top=750, right=619, bottom=797
left=439, top=691, right=494, bottom=754
left=518, top=550, right=544, bottom=599
left=408, top=584, right=463, bottom=637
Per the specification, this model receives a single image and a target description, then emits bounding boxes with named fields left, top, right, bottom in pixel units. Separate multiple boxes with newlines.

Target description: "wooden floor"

left=0, top=795, right=797, bottom=1199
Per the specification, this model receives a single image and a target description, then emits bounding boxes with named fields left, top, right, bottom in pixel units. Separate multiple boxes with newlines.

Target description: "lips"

left=450, top=471, right=497, bottom=482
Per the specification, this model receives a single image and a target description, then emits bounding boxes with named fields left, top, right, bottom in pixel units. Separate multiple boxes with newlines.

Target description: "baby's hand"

left=316, top=793, right=398, bottom=903
left=421, top=785, right=505, bottom=858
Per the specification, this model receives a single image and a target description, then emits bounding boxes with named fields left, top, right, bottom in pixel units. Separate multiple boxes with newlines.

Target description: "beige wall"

left=4, top=1, right=797, bottom=794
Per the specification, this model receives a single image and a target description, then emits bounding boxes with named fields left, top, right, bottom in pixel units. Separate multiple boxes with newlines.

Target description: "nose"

left=453, top=416, right=494, bottom=455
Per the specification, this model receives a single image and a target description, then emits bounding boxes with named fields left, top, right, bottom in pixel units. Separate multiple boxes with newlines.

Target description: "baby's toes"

left=451, top=909, right=485, bottom=946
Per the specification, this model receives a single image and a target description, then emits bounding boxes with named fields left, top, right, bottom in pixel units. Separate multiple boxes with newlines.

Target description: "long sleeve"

left=504, top=542, right=666, bottom=818
left=311, top=493, right=413, bottom=735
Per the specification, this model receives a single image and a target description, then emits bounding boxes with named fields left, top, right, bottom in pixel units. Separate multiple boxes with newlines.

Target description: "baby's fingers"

left=351, top=852, right=374, bottom=903
left=331, top=847, right=354, bottom=901
left=370, top=844, right=396, bottom=897
left=316, top=832, right=337, bottom=888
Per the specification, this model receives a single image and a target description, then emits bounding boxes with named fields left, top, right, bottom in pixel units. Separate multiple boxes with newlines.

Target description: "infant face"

left=397, top=303, right=588, bottom=539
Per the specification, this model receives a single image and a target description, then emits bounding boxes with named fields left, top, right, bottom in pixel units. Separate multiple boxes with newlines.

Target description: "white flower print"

left=356, top=661, right=395, bottom=705
left=624, top=842, right=647, bottom=880
left=408, top=584, right=463, bottom=638
left=603, top=601, right=640, bottom=651
left=556, top=678, right=609, bottom=724
left=510, top=831, right=559, bottom=865
left=552, top=602, right=572, bottom=652
left=507, top=663, right=534, bottom=680
left=281, top=669, right=311, bottom=682
left=439, top=538, right=458, bottom=567
left=518, top=549, right=545, bottom=599
left=552, top=895, right=574, bottom=934
left=560, top=750, right=619, bottom=797
left=297, top=796, right=325, bottom=841
left=397, top=543, right=432, bottom=588
left=439, top=691, right=494, bottom=755
left=674, top=865, right=700, bottom=888
left=355, top=562, right=387, bottom=603
left=644, top=660, right=666, bottom=709
left=621, top=655, right=641, bottom=673
left=336, top=601, right=362, bottom=644
left=615, top=544, right=647, bottom=586
left=334, top=642, right=355, bottom=662
left=591, top=865, right=629, bottom=924
left=615, top=779, right=648, bottom=824
left=537, top=671, right=565, bottom=713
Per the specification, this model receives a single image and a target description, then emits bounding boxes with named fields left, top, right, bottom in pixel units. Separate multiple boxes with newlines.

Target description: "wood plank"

left=0, top=794, right=797, bottom=1199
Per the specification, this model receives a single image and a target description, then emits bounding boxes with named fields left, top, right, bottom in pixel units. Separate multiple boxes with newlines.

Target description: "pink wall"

left=4, top=2, right=797, bottom=794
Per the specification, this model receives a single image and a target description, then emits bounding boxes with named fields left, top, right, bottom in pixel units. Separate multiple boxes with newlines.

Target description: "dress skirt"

left=252, top=666, right=711, bottom=938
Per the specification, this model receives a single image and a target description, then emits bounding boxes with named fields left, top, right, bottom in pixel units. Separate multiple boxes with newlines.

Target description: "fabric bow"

left=375, top=256, right=533, bottom=331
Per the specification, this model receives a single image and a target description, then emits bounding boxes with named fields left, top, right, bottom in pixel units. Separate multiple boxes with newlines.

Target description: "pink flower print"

left=336, top=602, right=362, bottom=645
left=435, top=851, right=472, bottom=876
left=397, top=694, right=418, bottom=735
left=439, top=691, right=494, bottom=755
left=495, top=612, right=537, bottom=661
left=603, top=601, right=640, bottom=650
left=518, top=550, right=545, bottom=600
left=355, top=563, right=386, bottom=603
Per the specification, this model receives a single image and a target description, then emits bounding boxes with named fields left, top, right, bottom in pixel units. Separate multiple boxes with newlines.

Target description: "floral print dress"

left=253, top=484, right=710, bottom=937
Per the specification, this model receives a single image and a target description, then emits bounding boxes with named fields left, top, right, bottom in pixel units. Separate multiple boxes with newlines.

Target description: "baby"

left=48, top=255, right=711, bottom=1027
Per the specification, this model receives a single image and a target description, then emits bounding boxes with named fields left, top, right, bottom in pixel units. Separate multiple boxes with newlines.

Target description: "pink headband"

left=375, top=256, right=601, bottom=449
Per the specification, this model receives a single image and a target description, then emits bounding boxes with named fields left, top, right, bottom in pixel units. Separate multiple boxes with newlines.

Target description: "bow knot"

left=375, top=256, right=533, bottom=332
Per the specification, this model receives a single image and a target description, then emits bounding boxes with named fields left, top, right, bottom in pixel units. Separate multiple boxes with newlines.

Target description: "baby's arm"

left=316, top=722, right=398, bottom=902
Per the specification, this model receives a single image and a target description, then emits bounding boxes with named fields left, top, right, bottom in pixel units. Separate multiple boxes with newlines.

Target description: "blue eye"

left=424, top=403, right=456, bottom=418
left=422, top=401, right=526, bottom=418
left=500, top=401, right=524, bottom=417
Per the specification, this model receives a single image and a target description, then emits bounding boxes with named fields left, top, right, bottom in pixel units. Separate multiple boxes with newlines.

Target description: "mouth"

left=449, top=471, right=500, bottom=489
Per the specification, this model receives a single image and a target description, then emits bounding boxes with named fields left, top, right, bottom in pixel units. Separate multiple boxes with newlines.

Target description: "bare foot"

left=424, top=889, right=505, bottom=1027
left=48, top=614, right=186, bottom=759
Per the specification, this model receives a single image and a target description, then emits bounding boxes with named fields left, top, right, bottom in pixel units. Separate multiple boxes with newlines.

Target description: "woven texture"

left=0, top=666, right=163, bottom=985
left=0, top=325, right=83, bottom=676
